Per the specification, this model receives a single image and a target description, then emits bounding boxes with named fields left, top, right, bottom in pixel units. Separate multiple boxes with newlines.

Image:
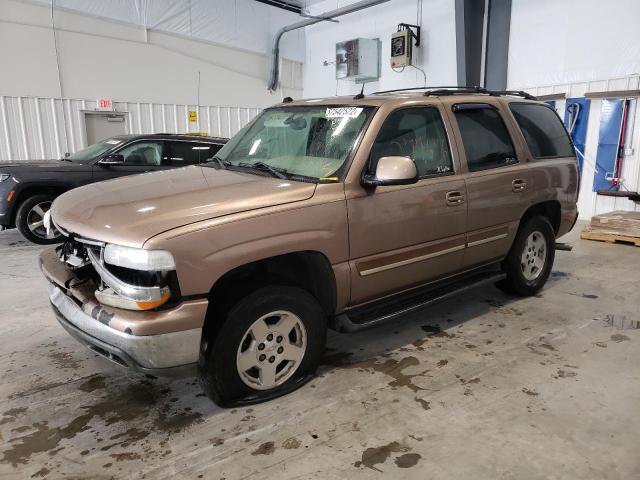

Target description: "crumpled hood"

left=51, top=166, right=316, bottom=247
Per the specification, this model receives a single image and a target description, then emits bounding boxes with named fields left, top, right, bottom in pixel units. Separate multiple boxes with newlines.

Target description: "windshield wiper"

left=205, top=156, right=232, bottom=169
left=237, top=161, right=288, bottom=179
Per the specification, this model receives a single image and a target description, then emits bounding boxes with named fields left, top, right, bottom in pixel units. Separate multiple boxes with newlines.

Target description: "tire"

left=198, top=286, right=326, bottom=407
left=498, top=215, right=555, bottom=297
left=15, top=194, right=63, bottom=245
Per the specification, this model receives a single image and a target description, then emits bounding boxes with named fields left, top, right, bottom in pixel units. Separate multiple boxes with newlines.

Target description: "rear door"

left=165, top=140, right=223, bottom=167
left=445, top=101, right=532, bottom=269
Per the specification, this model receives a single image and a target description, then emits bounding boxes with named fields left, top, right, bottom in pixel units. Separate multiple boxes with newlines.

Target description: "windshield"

left=66, top=138, right=124, bottom=162
left=211, top=105, right=374, bottom=180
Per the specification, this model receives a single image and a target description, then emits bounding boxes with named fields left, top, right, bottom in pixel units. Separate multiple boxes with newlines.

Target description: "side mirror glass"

left=99, top=154, right=125, bottom=166
left=362, top=156, right=418, bottom=187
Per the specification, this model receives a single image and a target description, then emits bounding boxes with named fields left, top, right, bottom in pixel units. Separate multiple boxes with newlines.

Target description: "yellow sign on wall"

left=188, top=110, right=198, bottom=123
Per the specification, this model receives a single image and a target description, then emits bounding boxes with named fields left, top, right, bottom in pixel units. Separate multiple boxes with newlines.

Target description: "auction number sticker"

left=326, top=107, right=362, bottom=118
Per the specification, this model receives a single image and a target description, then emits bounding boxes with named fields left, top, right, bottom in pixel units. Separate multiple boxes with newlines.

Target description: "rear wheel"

left=498, top=215, right=555, bottom=296
left=15, top=194, right=62, bottom=244
left=198, top=286, right=326, bottom=406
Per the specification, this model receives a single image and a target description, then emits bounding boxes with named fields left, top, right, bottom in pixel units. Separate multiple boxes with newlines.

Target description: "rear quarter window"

left=509, top=103, right=575, bottom=158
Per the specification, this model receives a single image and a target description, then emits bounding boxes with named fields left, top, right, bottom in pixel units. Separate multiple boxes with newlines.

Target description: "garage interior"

left=1, top=0, right=639, bottom=479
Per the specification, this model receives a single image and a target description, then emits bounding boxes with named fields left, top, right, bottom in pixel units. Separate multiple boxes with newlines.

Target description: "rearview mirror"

left=362, top=156, right=418, bottom=187
left=98, top=154, right=125, bottom=166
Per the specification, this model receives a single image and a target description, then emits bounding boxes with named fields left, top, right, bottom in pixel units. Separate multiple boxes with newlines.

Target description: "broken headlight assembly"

left=88, top=245, right=176, bottom=311
left=58, top=236, right=178, bottom=312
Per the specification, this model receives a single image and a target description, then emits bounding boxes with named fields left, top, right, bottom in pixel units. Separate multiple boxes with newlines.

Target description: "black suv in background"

left=0, top=134, right=227, bottom=244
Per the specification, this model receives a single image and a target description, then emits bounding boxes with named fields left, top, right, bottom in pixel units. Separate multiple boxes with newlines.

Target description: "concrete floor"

left=0, top=223, right=639, bottom=480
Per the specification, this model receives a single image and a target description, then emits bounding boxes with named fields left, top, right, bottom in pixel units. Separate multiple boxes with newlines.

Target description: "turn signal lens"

left=135, top=291, right=171, bottom=311
left=95, top=288, right=171, bottom=311
left=6, top=190, right=15, bottom=202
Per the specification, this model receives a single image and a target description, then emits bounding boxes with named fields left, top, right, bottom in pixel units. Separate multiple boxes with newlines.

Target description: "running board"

left=335, top=271, right=506, bottom=333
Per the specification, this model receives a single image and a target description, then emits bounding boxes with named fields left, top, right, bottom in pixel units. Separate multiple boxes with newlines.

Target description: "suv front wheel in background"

left=198, top=286, right=327, bottom=407
left=15, top=194, right=62, bottom=245
left=499, top=215, right=555, bottom=296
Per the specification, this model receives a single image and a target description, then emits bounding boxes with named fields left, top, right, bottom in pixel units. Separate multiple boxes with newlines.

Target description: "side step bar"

left=335, top=271, right=506, bottom=333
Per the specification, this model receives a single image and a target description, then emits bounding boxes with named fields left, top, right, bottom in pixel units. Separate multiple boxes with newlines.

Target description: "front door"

left=93, top=140, right=167, bottom=181
left=346, top=105, right=467, bottom=305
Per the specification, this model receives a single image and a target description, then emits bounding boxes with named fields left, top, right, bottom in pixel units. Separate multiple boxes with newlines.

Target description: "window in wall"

left=370, top=107, right=453, bottom=178
left=509, top=103, right=575, bottom=158
left=453, top=104, right=517, bottom=171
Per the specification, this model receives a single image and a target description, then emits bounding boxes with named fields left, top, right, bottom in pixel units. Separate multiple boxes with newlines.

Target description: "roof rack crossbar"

left=372, top=85, right=483, bottom=95
left=371, top=86, right=538, bottom=100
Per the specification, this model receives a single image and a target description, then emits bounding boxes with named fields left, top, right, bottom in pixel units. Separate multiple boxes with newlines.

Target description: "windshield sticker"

left=105, top=140, right=122, bottom=145
left=326, top=107, right=363, bottom=118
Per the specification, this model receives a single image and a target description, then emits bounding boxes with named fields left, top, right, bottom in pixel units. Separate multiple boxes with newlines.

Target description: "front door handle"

left=446, top=191, right=465, bottom=206
left=512, top=178, right=527, bottom=192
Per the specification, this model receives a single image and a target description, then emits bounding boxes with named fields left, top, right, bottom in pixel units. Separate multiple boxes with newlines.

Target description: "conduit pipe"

left=267, top=0, right=391, bottom=92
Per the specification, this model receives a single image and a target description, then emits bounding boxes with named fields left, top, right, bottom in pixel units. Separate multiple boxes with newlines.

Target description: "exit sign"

left=97, top=98, right=113, bottom=110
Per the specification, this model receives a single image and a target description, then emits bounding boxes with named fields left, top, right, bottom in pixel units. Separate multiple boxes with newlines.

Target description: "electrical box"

left=390, top=29, right=412, bottom=68
left=335, top=38, right=380, bottom=83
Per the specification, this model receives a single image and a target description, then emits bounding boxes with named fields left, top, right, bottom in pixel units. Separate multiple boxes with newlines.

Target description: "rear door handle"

left=512, top=178, right=527, bottom=192
left=446, top=191, right=465, bottom=206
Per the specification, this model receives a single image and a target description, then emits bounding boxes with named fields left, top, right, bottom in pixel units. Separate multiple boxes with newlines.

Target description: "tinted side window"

left=165, top=142, right=221, bottom=166
left=370, top=107, right=453, bottom=177
left=454, top=105, right=517, bottom=172
left=117, top=141, right=163, bottom=166
left=509, top=103, right=574, bottom=158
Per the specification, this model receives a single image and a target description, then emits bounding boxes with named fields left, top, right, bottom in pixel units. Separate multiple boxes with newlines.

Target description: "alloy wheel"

left=236, top=310, right=307, bottom=390
left=520, top=230, right=547, bottom=281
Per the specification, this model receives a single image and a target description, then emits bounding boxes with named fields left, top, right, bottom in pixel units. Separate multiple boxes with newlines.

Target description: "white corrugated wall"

left=520, top=75, right=640, bottom=220
left=0, top=96, right=261, bottom=162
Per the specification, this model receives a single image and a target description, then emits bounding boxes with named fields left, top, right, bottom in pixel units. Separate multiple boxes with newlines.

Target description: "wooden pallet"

left=581, top=227, right=640, bottom=247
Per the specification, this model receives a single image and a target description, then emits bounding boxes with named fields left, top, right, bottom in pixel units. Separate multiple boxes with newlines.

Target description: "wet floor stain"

left=414, top=397, right=431, bottom=410
left=1, top=379, right=205, bottom=467
left=395, top=452, right=422, bottom=468
left=48, top=350, right=82, bottom=370
left=282, top=437, right=301, bottom=449
left=0, top=407, right=28, bottom=426
left=602, top=314, right=639, bottom=330
left=354, top=441, right=409, bottom=471
left=251, top=441, right=275, bottom=456
left=611, top=334, right=630, bottom=343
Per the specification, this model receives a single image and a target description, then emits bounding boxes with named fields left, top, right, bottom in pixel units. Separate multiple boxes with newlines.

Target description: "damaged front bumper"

left=40, top=248, right=207, bottom=376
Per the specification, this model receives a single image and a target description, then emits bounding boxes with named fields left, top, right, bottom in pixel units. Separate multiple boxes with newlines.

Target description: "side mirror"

left=362, top=156, right=418, bottom=187
left=98, top=154, right=125, bottom=166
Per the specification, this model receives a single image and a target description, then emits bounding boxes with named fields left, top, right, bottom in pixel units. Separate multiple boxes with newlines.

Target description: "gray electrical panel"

left=335, top=38, right=380, bottom=83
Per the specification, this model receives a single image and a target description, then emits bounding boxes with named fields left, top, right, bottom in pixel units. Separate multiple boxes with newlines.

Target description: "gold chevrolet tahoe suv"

left=40, top=87, right=579, bottom=406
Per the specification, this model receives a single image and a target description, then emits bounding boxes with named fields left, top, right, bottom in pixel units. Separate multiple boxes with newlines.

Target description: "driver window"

left=370, top=107, right=453, bottom=178
left=117, top=141, right=163, bottom=166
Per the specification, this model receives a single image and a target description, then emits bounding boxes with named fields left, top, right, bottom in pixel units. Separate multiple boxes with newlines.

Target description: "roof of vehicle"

left=110, top=133, right=228, bottom=143
left=275, top=87, right=543, bottom=108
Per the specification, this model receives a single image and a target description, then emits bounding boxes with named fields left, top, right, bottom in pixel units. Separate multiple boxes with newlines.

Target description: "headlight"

left=103, top=244, right=176, bottom=271
left=0, top=174, right=10, bottom=183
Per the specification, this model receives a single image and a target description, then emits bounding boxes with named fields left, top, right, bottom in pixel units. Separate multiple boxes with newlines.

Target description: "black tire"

left=198, top=286, right=326, bottom=407
left=15, top=194, right=62, bottom=245
left=498, top=215, right=555, bottom=297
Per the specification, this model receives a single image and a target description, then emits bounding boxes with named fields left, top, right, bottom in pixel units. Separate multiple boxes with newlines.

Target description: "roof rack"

left=372, top=86, right=537, bottom=100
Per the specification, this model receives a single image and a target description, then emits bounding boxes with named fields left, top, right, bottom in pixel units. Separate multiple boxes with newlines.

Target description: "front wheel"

left=198, top=286, right=326, bottom=406
left=15, top=194, right=63, bottom=245
left=498, top=216, right=555, bottom=296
